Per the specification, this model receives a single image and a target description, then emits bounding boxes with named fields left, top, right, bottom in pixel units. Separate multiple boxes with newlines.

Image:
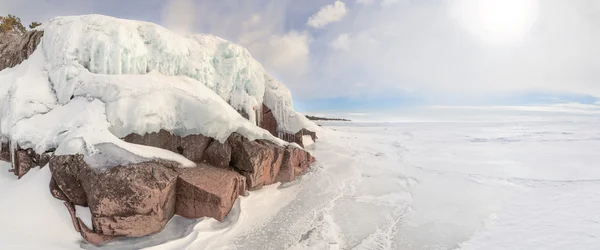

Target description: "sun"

left=451, top=0, right=539, bottom=46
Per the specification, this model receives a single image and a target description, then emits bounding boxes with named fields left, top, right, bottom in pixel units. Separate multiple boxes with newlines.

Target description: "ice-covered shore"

left=0, top=14, right=317, bottom=167
left=3, top=119, right=600, bottom=249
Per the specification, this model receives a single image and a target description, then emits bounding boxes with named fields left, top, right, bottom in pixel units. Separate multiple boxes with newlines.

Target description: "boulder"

left=276, top=146, right=317, bottom=183
left=49, top=155, right=88, bottom=206
left=0, top=141, right=53, bottom=178
left=229, top=133, right=284, bottom=190
left=123, top=129, right=212, bottom=163
left=202, top=139, right=232, bottom=169
left=175, top=164, right=246, bottom=221
left=13, top=149, right=37, bottom=179
left=49, top=177, right=69, bottom=201
left=78, top=160, right=179, bottom=237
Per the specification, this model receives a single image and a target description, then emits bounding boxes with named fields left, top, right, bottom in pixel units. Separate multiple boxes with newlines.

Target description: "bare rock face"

left=175, top=164, right=246, bottom=221
left=78, top=160, right=179, bottom=237
left=49, top=155, right=88, bottom=206
left=123, top=130, right=212, bottom=162
left=260, top=104, right=278, bottom=136
left=0, top=30, right=44, bottom=71
left=202, top=139, right=232, bottom=169
left=46, top=130, right=316, bottom=245
left=277, top=146, right=317, bottom=183
left=229, top=133, right=285, bottom=190
left=0, top=142, right=9, bottom=162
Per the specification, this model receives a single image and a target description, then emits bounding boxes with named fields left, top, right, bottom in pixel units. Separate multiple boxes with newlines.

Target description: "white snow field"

left=2, top=117, right=600, bottom=249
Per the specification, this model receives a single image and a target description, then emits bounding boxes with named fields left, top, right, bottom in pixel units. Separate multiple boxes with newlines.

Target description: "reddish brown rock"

left=78, top=160, right=178, bottom=237
left=276, top=146, right=316, bottom=183
left=0, top=142, right=9, bottom=162
left=123, top=130, right=212, bottom=162
left=77, top=218, right=116, bottom=245
left=1, top=141, right=53, bottom=178
left=202, top=139, right=232, bottom=169
left=36, top=152, right=52, bottom=167
left=175, top=164, right=246, bottom=221
left=49, top=155, right=88, bottom=206
left=49, top=177, right=69, bottom=201
left=260, top=104, right=278, bottom=136
left=13, top=148, right=38, bottom=179
left=64, top=202, right=81, bottom=233
left=229, top=133, right=285, bottom=190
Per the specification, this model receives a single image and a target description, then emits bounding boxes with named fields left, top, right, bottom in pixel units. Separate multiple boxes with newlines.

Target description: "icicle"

left=9, top=140, right=16, bottom=172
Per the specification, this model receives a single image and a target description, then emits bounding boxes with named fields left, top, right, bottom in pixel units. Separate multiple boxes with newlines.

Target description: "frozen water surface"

left=2, top=119, right=600, bottom=249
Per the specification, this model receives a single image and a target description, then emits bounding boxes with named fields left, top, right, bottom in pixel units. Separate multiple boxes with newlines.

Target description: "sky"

left=1, top=0, right=600, bottom=113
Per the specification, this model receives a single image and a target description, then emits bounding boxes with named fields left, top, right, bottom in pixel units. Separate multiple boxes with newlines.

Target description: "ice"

left=0, top=14, right=325, bottom=169
left=263, top=75, right=320, bottom=133
left=302, top=135, right=315, bottom=148
left=12, top=97, right=196, bottom=168
left=40, top=14, right=301, bottom=131
left=3, top=116, right=600, bottom=249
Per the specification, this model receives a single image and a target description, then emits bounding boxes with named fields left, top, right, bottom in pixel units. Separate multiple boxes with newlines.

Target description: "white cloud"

left=307, top=1, right=348, bottom=28
left=357, top=0, right=376, bottom=5
left=162, top=0, right=196, bottom=34
left=330, top=33, right=352, bottom=51
left=246, top=31, right=311, bottom=77
left=305, top=0, right=600, bottom=101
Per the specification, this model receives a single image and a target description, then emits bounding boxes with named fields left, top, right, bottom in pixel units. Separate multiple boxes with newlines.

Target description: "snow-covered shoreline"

left=3, top=119, right=599, bottom=249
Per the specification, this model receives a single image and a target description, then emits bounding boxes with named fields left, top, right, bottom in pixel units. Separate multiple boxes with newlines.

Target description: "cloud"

left=307, top=1, right=348, bottom=28
left=3, top=0, right=600, bottom=109
left=246, top=31, right=311, bottom=77
left=330, top=33, right=351, bottom=51
left=356, top=0, right=376, bottom=5
left=162, top=0, right=196, bottom=34
left=302, top=0, right=600, bottom=103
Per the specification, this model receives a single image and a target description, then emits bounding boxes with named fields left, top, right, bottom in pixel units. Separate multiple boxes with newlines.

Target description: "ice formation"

left=0, top=14, right=316, bottom=168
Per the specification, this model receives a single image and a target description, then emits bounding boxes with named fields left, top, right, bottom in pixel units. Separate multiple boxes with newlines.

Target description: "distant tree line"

left=0, top=14, right=41, bottom=34
left=305, top=115, right=351, bottom=122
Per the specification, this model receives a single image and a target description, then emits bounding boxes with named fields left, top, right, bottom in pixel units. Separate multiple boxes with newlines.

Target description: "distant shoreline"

left=305, top=115, right=351, bottom=122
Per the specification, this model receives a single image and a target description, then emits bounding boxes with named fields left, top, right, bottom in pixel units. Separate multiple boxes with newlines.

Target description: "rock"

left=123, top=129, right=212, bottom=162
left=175, top=164, right=246, bottom=221
left=276, top=146, right=316, bottom=183
left=78, top=160, right=178, bottom=237
left=36, top=152, right=52, bottom=167
left=49, top=177, right=69, bottom=201
left=77, top=218, right=116, bottom=245
left=63, top=202, right=81, bottom=233
left=229, top=133, right=284, bottom=190
left=13, top=148, right=37, bottom=179
left=0, top=30, right=44, bottom=71
left=260, top=104, right=278, bottom=136
left=49, top=155, right=88, bottom=206
left=202, top=139, right=232, bottom=169
left=0, top=142, right=9, bottom=162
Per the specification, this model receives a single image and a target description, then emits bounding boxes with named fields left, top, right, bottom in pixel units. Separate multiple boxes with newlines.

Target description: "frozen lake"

left=2, top=119, right=600, bottom=249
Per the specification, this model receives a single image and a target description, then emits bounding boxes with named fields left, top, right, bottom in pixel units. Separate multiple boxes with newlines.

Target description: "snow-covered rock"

left=0, top=14, right=317, bottom=168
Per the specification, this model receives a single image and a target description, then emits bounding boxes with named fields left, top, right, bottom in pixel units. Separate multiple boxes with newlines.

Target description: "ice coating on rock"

left=0, top=14, right=318, bottom=169
left=41, top=15, right=266, bottom=125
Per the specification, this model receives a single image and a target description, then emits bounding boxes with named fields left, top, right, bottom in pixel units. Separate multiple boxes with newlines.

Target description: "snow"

left=302, top=135, right=315, bottom=148
left=2, top=117, right=600, bottom=249
left=0, top=14, right=322, bottom=169
left=0, top=163, right=82, bottom=250
left=39, top=14, right=312, bottom=134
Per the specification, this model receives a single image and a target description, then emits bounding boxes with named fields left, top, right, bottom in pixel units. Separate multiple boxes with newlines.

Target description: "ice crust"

left=0, top=14, right=317, bottom=168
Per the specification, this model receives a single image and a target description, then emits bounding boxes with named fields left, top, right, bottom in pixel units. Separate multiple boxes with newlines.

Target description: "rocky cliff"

left=0, top=15, right=318, bottom=245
